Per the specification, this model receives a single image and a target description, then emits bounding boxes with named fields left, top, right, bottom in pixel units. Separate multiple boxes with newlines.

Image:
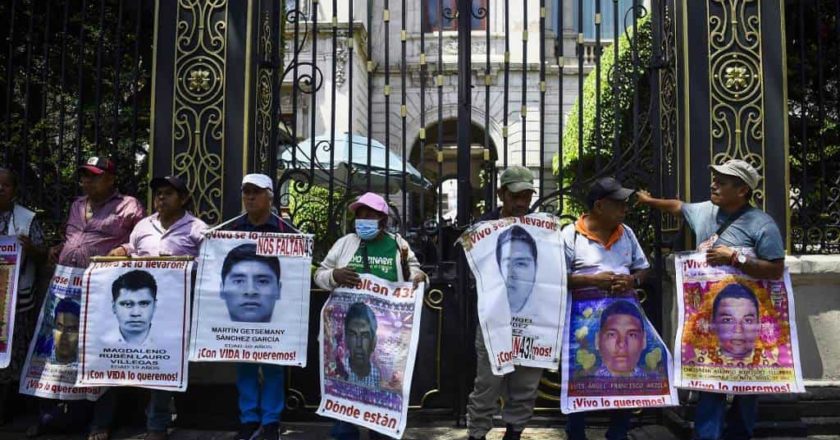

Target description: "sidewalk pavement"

left=0, top=423, right=838, bottom=440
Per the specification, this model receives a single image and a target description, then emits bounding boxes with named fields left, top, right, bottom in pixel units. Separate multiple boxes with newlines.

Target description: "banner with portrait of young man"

left=317, top=274, right=423, bottom=439
left=0, top=236, right=22, bottom=368
left=75, top=258, right=193, bottom=391
left=674, top=252, right=804, bottom=394
left=189, top=230, right=313, bottom=366
left=560, top=288, right=678, bottom=413
left=19, top=265, right=103, bottom=400
left=459, top=213, right=567, bottom=375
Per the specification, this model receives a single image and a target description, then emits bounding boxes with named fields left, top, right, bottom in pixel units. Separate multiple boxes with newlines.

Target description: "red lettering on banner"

left=363, top=410, right=398, bottom=429
left=219, top=349, right=241, bottom=359
left=324, top=399, right=361, bottom=419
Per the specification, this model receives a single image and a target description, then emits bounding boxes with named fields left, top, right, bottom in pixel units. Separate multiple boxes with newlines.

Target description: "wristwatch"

left=736, top=253, right=748, bottom=268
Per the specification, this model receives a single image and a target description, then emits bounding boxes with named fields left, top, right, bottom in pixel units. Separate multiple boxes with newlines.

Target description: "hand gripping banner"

left=317, top=274, right=424, bottom=439
left=560, top=288, right=678, bottom=413
left=189, top=230, right=313, bottom=366
left=76, top=257, right=194, bottom=391
left=459, top=213, right=567, bottom=375
left=19, top=265, right=103, bottom=400
left=0, top=236, right=22, bottom=368
left=674, top=252, right=804, bottom=394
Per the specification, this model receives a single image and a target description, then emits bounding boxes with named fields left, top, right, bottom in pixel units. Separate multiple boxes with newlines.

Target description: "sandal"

left=87, top=429, right=111, bottom=440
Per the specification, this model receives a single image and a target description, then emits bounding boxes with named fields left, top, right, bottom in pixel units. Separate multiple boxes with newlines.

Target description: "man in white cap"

left=637, top=159, right=784, bottom=440
left=314, top=192, right=426, bottom=440
left=225, top=173, right=295, bottom=440
left=466, top=165, right=543, bottom=440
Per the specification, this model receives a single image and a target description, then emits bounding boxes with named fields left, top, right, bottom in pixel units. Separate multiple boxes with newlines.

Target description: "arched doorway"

left=408, top=119, right=499, bottom=228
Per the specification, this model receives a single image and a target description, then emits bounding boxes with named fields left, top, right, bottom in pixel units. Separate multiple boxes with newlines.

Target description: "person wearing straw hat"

left=107, top=174, right=206, bottom=440
left=314, top=191, right=426, bottom=440
left=637, top=159, right=785, bottom=440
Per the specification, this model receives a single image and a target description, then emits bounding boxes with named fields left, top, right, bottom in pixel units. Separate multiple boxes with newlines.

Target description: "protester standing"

left=107, top=175, right=206, bottom=440
left=561, top=177, right=650, bottom=440
left=38, top=157, right=145, bottom=440
left=218, top=174, right=296, bottom=440
left=0, top=168, right=47, bottom=424
left=314, top=192, right=426, bottom=440
left=637, top=159, right=785, bottom=440
left=466, top=166, right=543, bottom=440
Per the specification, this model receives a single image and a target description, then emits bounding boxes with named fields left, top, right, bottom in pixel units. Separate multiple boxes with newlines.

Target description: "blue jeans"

left=236, top=363, right=285, bottom=425
left=146, top=390, right=172, bottom=432
left=693, top=392, right=758, bottom=440
left=566, top=410, right=632, bottom=440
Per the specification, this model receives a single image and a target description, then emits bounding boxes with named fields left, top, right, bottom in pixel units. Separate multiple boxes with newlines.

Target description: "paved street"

left=0, top=423, right=838, bottom=440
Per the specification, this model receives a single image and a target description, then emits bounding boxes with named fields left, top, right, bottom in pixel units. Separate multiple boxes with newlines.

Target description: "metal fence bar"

left=94, top=0, right=106, bottom=154
left=521, top=0, right=528, bottom=166
left=111, top=0, right=124, bottom=168
left=3, top=0, right=19, bottom=165
left=20, top=0, right=36, bottom=185
left=384, top=0, right=391, bottom=204
left=400, top=0, right=408, bottom=234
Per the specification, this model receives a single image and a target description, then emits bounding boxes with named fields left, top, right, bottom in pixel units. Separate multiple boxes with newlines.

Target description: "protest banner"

left=0, top=236, right=22, bottom=368
left=459, top=213, right=567, bottom=375
left=75, top=257, right=193, bottom=391
left=674, top=252, right=804, bottom=394
left=19, top=265, right=102, bottom=400
left=560, top=288, right=677, bottom=413
left=189, top=230, right=313, bottom=366
left=316, top=274, right=423, bottom=439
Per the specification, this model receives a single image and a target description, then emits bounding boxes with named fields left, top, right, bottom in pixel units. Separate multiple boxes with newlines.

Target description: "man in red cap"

left=34, top=156, right=145, bottom=440
left=314, top=192, right=426, bottom=440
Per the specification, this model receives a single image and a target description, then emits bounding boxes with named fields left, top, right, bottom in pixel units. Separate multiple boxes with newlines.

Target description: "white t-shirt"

left=561, top=221, right=649, bottom=275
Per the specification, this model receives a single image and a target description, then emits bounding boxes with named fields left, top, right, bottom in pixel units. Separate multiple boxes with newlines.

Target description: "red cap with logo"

left=78, top=156, right=116, bottom=175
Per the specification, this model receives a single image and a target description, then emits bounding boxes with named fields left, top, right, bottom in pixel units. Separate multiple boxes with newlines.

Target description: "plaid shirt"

left=345, top=361, right=382, bottom=389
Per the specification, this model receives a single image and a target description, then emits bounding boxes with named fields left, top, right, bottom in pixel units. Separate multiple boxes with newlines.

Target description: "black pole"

left=457, top=1, right=473, bottom=228
left=456, top=0, right=473, bottom=426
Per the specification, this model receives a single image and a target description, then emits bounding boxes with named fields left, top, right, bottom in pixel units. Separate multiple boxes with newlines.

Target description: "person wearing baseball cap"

left=465, top=165, right=540, bottom=440
left=561, top=176, right=650, bottom=440
left=637, top=159, right=784, bottom=440
left=37, top=156, right=144, bottom=440
left=104, top=174, right=206, bottom=440
left=205, top=173, right=296, bottom=440
left=314, top=192, right=426, bottom=440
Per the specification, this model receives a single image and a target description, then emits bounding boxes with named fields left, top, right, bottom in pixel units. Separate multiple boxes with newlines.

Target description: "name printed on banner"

left=211, top=326, right=285, bottom=343
left=97, top=347, right=171, bottom=368
left=323, top=399, right=398, bottom=431
left=194, top=347, right=298, bottom=362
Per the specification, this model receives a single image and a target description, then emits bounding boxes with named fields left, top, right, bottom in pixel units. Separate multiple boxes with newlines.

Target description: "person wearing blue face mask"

left=314, top=192, right=427, bottom=440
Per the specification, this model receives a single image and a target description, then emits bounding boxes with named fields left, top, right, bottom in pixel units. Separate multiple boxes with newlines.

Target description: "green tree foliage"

left=0, top=1, right=153, bottom=238
left=552, top=15, right=653, bottom=215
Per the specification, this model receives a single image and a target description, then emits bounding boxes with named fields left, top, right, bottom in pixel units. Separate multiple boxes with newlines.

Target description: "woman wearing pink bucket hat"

left=313, top=192, right=427, bottom=440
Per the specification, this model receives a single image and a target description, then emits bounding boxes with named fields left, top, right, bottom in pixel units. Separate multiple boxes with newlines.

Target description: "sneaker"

left=502, top=424, right=522, bottom=440
left=258, top=422, right=280, bottom=440
left=236, top=422, right=261, bottom=440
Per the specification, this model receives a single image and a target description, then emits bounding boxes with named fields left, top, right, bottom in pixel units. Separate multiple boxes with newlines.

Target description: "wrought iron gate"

left=269, top=0, right=672, bottom=420
left=0, top=0, right=676, bottom=424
